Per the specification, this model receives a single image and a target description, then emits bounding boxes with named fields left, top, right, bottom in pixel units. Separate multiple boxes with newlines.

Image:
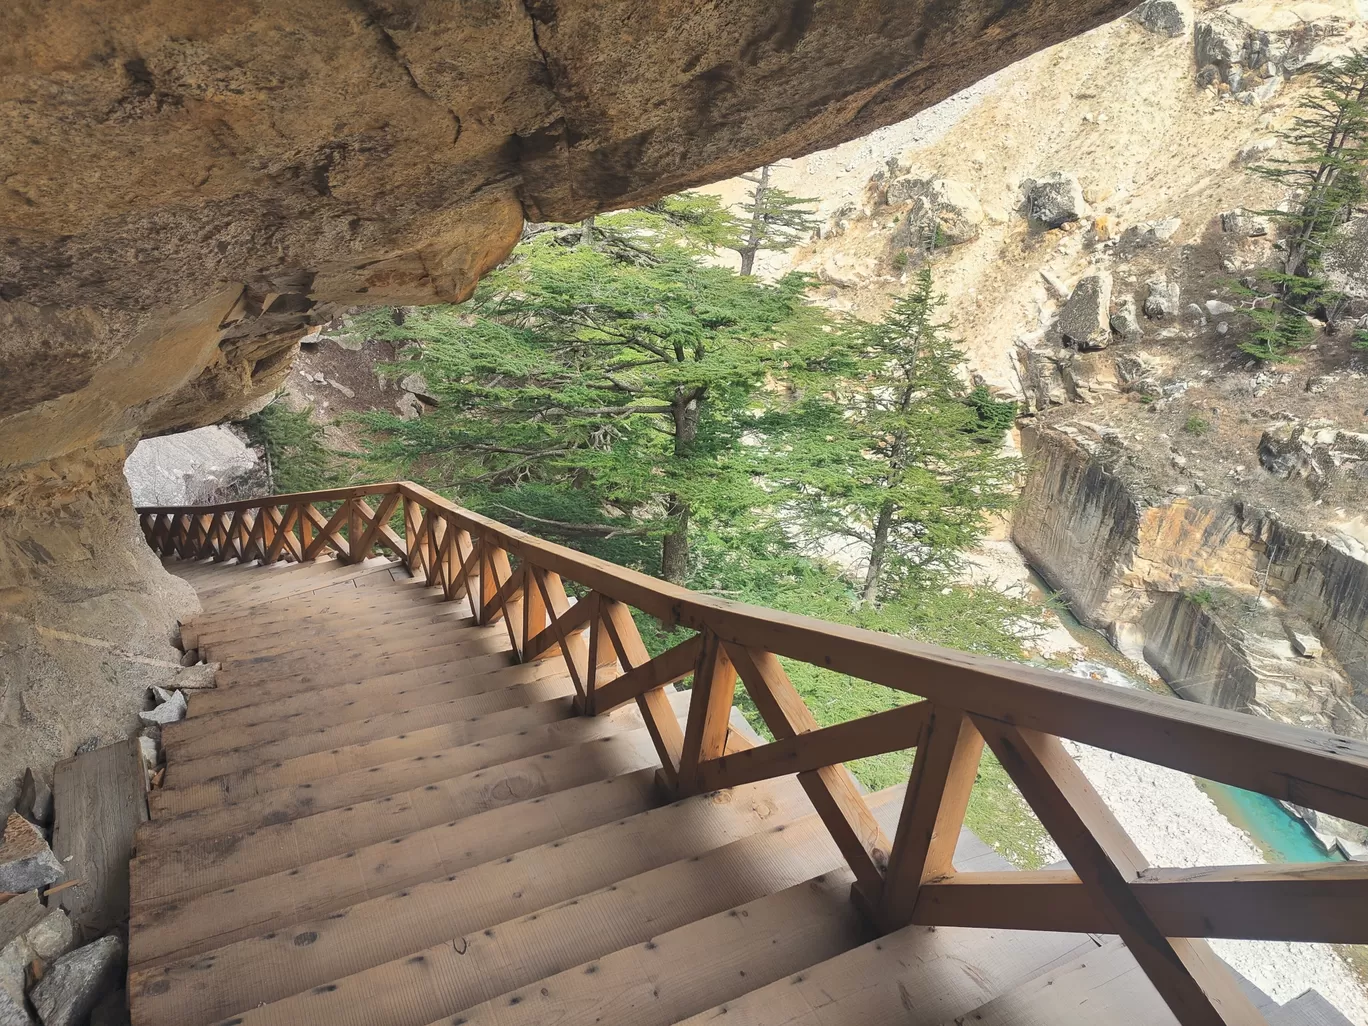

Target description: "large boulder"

left=1195, top=5, right=1355, bottom=91
left=0, top=814, right=62, bottom=895
left=1058, top=272, right=1114, bottom=350
left=889, top=177, right=984, bottom=247
left=1144, top=277, right=1181, bottom=319
left=29, top=936, right=123, bottom=1026
left=1129, top=0, right=1191, bottom=37
left=123, top=425, right=262, bottom=506
left=1110, top=296, right=1143, bottom=341
left=1023, top=172, right=1090, bottom=228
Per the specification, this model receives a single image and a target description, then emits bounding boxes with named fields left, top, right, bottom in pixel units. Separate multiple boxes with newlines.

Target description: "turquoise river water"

left=1027, top=571, right=1344, bottom=865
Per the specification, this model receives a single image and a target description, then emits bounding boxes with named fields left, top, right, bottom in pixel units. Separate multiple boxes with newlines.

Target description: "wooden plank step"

left=130, top=725, right=670, bottom=888
left=187, top=558, right=403, bottom=610
left=672, top=903, right=1101, bottom=1026
left=173, top=648, right=517, bottom=725
left=212, top=627, right=506, bottom=685
left=183, top=569, right=418, bottom=628
left=418, top=867, right=872, bottom=1026
left=200, top=603, right=471, bottom=660
left=151, top=692, right=580, bottom=817
left=167, top=658, right=559, bottom=760
left=930, top=938, right=1171, bottom=1026
left=189, top=581, right=447, bottom=641
left=180, top=648, right=553, bottom=730
left=127, top=775, right=816, bottom=1026
left=209, top=614, right=484, bottom=666
left=128, top=770, right=666, bottom=967
left=144, top=694, right=663, bottom=831
left=164, top=664, right=574, bottom=782
left=220, top=784, right=904, bottom=1026
left=142, top=717, right=669, bottom=854
left=158, top=679, right=582, bottom=804
left=1270, top=991, right=1357, bottom=1026
left=51, top=738, right=149, bottom=938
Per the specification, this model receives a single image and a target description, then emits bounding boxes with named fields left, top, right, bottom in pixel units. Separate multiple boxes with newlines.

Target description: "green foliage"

left=1183, top=414, right=1210, bottom=436
left=356, top=203, right=834, bottom=582
left=1237, top=49, right=1368, bottom=358
left=891, top=250, right=910, bottom=270
left=732, top=165, right=821, bottom=275
left=1189, top=588, right=1215, bottom=607
left=767, top=266, right=1019, bottom=604
left=237, top=396, right=342, bottom=495
left=965, top=385, right=1019, bottom=441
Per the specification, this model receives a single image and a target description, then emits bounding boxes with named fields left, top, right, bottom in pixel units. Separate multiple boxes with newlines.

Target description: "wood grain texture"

left=52, top=738, right=148, bottom=938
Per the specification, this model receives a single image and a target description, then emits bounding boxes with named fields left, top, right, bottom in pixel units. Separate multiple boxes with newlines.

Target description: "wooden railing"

left=138, top=481, right=1368, bottom=1026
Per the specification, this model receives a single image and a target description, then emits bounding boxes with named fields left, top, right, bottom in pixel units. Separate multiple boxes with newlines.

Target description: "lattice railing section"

left=139, top=481, right=1368, bottom=1026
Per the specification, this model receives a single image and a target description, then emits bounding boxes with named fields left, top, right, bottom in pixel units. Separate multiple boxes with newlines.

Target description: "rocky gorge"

left=704, top=0, right=1368, bottom=839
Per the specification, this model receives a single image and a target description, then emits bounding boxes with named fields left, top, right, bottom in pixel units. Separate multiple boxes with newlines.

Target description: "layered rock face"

left=1014, top=422, right=1368, bottom=740
left=0, top=0, right=1130, bottom=802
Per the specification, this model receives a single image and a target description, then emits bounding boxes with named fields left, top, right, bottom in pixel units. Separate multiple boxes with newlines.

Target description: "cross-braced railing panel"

left=138, top=481, right=1368, bottom=1026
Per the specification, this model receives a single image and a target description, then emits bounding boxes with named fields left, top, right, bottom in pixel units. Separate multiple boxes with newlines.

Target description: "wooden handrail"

left=138, top=481, right=1368, bottom=1026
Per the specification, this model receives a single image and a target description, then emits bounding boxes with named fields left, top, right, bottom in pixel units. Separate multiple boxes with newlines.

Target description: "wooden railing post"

left=597, top=598, right=684, bottom=788
left=677, top=629, right=738, bottom=796
left=974, top=719, right=1267, bottom=1026
left=726, top=643, right=891, bottom=899
left=870, top=706, right=983, bottom=930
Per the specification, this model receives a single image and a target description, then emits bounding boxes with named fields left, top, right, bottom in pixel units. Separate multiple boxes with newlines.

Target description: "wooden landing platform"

left=125, top=556, right=1346, bottom=1026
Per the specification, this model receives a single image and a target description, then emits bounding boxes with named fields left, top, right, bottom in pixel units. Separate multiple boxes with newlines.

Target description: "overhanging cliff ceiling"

left=0, top=0, right=1131, bottom=471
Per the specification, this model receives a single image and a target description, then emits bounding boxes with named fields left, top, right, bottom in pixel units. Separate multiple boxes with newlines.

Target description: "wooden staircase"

left=125, top=556, right=1072, bottom=1026
left=129, top=484, right=1368, bottom=1026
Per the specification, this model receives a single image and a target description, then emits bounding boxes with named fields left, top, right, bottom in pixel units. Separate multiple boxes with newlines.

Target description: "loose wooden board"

left=51, top=738, right=149, bottom=938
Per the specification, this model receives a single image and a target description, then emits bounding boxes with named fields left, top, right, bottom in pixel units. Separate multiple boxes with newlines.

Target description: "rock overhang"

left=0, top=0, right=1132, bottom=474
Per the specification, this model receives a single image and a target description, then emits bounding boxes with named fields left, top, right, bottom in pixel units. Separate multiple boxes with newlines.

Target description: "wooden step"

left=144, top=695, right=663, bottom=831
left=189, top=584, right=449, bottom=646
left=184, top=559, right=404, bottom=613
left=200, top=603, right=470, bottom=660
left=179, top=646, right=554, bottom=728
left=155, top=689, right=585, bottom=813
left=932, top=938, right=1161, bottom=1026
left=138, top=719, right=674, bottom=854
left=426, top=867, right=872, bottom=1026
left=131, top=768, right=660, bottom=912
left=165, top=659, right=562, bottom=760
left=164, top=665, right=574, bottom=783
left=672, top=901, right=1100, bottom=1025
left=171, top=648, right=517, bottom=727
left=129, top=769, right=666, bottom=967
left=215, top=784, right=904, bottom=1026
left=212, top=626, right=507, bottom=685
left=209, top=617, right=486, bottom=669
left=131, top=727, right=672, bottom=901
left=127, top=775, right=819, bottom=1026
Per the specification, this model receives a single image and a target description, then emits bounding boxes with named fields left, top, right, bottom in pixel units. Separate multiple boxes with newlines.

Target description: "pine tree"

left=731, top=165, right=822, bottom=275
left=357, top=197, right=830, bottom=584
left=771, top=267, right=1018, bottom=605
left=1239, top=49, right=1368, bottom=360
